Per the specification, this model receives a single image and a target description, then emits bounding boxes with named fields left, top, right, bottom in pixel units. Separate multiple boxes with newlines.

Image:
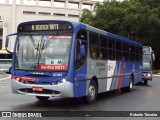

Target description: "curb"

left=0, top=75, right=11, bottom=81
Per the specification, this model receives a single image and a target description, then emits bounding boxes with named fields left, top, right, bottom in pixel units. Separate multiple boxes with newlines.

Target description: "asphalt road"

left=0, top=76, right=160, bottom=120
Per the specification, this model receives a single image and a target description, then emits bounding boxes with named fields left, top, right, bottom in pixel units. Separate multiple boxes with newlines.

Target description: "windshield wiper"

left=36, top=41, right=40, bottom=59
left=29, top=34, right=38, bottom=49
left=42, top=33, right=59, bottom=50
left=38, top=36, right=45, bottom=59
left=33, top=33, right=59, bottom=59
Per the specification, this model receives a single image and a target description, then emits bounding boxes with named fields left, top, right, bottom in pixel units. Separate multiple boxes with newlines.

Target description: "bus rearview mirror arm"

left=5, top=33, right=17, bottom=54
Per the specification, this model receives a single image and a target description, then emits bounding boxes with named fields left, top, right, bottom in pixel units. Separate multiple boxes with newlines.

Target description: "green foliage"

left=79, top=9, right=93, bottom=25
left=80, top=0, right=160, bottom=68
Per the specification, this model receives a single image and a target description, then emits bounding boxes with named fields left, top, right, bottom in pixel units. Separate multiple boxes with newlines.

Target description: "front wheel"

left=86, top=80, right=98, bottom=104
left=144, top=80, right=148, bottom=85
left=36, top=96, right=49, bottom=101
left=9, top=67, right=12, bottom=74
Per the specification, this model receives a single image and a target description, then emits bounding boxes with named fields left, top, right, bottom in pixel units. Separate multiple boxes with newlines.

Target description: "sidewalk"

left=0, top=73, right=11, bottom=81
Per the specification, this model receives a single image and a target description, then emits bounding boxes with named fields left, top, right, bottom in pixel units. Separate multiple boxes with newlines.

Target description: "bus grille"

left=19, top=88, right=61, bottom=95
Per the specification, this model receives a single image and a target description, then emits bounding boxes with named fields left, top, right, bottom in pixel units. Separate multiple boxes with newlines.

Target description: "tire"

left=9, top=67, right=12, bottom=74
left=121, top=87, right=127, bottom=92
left=144, top=80, right=148, bottom=85
left=86, top=80, right=98, bottom=104
left=36, top=96, right=49, bottom=101
left=126, top=76, right=133, bottom=92
left=121, top=76, right=133, bottom=92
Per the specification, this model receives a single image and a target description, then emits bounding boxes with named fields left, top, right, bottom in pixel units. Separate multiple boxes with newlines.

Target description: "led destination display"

left=18, top=22, right=73, bottom=32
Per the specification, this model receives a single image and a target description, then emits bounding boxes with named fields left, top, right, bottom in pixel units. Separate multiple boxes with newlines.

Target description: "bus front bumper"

left=11, top=79, right=74, bottom=97
left=142, top=74, right=152, bottom=80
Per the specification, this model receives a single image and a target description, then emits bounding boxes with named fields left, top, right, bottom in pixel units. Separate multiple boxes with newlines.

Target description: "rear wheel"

left=121, top=76, right=133, bottom=92
left=86, top=80, right=98, bottom=104
left=36, top=96, right=49, bottom=101
left=126, top=76, right=133, bottom=92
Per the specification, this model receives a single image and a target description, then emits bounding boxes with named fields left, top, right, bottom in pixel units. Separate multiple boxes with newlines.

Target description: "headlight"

left=61, top=79, right=66, bottom=82
left=57, top=79, right=66, bottom=84
left=147, top=74, right=151, bottom=77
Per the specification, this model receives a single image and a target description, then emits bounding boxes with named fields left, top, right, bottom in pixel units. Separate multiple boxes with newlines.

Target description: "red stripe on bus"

left=118, top=64, right=124, bottom=89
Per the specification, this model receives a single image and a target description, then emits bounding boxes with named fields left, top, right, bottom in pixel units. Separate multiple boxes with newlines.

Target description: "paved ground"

left=0, top=75, right=160, bottom=120
left=0, top=73, right=10, bottom=79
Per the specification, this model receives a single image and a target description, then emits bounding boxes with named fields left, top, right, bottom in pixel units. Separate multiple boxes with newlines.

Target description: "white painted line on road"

left=0, top=75, right=11, bottom=81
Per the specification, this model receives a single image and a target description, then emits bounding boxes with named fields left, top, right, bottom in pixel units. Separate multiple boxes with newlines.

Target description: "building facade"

left=0, top=0, right=96, bottom=51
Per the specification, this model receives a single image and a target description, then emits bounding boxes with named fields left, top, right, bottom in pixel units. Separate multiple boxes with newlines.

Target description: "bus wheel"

left=121, top=87, right=127, bottom=92
left=36, top=96, right=49, bottom=101
left=144, top=80, right=148, bottom=85
left=9, top=67, right=12, bottom=74
left=126, top=76, right=133, bottom=92
left=86, top=80, right=98, bottom=104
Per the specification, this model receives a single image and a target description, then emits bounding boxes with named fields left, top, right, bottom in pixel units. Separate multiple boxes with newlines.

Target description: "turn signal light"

left=11, top=76, right=35, bottom=82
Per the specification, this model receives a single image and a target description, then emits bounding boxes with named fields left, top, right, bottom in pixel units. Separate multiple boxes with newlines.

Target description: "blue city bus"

left=142, top=46, right=155, bottom=85
left=5, top=20, right=143, bottom=103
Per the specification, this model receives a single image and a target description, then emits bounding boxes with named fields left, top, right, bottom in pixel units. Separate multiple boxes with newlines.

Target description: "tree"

left=79, top=9, right=93, bottom=26
left=80, top=0, right=160, bottom=69
left=80, top=0, right=149, bottom=41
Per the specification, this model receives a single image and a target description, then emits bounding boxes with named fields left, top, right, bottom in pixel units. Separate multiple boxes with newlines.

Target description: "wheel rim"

left=88, top=84, right=95, bottom=100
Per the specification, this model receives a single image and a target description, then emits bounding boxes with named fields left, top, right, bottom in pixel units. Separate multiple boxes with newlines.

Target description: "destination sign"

left=31, top=24, right=59, bottom=31
left=18, top=22, right=73, bottom=32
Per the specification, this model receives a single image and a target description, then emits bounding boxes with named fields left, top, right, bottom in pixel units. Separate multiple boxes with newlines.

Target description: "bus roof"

left=18, top=20, right=142, bottom=47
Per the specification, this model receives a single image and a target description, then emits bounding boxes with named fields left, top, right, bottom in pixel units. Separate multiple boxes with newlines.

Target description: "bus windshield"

left=143, top=54, right=152, bottom=71
left=15, top=33, right=72, bottom=71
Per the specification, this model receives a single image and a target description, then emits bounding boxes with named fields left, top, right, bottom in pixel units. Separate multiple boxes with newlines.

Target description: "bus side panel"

left=120, top=62, right=132, bottom=88
left=111, top=61, right=133, bottom=89
left=87, top=59, right=107, bottom=94
left=110, top=61, right=123, bottom=90
left=74, top=61, right=87, bottom=98
left=134, top=62, right=142, bottom=84
left=120, top=62, right=142, bottom=88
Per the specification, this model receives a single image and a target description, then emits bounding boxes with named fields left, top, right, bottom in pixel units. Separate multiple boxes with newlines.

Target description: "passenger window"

left=89, top=33, right=99, bottom=59
left=100, top=36, right=107, bottom=48
left=116, top=51, right=122, bottom=60
left=109, top=50, right=115, bottom=60
left=116, top=41, right=122, bottom=50
left=108, top=39, right=115, bottom=49
left=99, top=36, right=108, bottom=60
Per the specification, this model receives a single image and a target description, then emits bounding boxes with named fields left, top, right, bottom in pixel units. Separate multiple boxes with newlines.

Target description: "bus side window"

left=99, top=36, right=108, bottom=60
left=89, top=33, right=99, bottom=59
left=75, top=30, right=87, bottom=70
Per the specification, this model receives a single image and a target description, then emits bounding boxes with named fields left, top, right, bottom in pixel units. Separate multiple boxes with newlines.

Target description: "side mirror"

left=5, top=33, right=17, bottom=54
left=79, top=45, right=86, bottom=58
left=5, top=36, right=9, bottom=48
left=152, top=53, right=155, bottom=62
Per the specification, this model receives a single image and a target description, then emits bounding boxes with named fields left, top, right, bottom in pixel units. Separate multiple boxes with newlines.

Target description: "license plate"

left=32, top=87, right=43, bottom=92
